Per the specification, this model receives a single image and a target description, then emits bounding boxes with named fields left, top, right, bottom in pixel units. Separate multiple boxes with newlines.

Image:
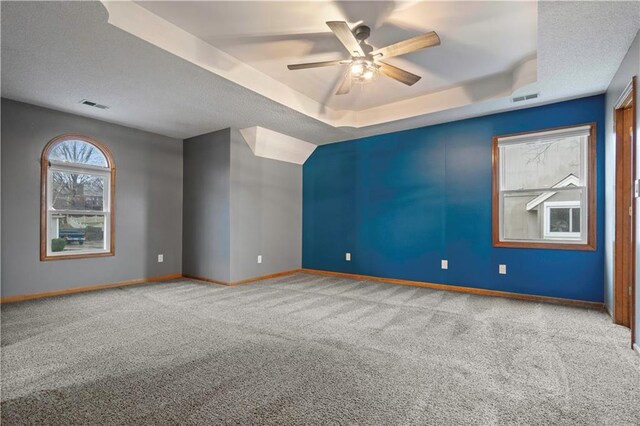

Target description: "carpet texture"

left=2, top=272, right=639, bottom=425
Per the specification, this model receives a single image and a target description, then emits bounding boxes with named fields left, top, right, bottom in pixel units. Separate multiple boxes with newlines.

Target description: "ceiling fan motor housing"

left=354, top=25, right=371, bottom=42
left=354, top=26, right=374, bottom=56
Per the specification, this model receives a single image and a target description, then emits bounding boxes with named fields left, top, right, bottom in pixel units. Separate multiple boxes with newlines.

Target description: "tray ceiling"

left=102, top=0, right=538, bottom=129
left=134, top=1, right=538, bottom=112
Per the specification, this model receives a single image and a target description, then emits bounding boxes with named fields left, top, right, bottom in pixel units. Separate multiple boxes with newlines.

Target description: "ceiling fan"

left=287, top=21, right=440, bottom=95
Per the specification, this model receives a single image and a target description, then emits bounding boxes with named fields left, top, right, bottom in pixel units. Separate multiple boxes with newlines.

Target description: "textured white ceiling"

left=1, top=1, right=639, bottom=145
left=0, top=1, right=350, bottom=143
left=134, top=1, right=537, bottom=112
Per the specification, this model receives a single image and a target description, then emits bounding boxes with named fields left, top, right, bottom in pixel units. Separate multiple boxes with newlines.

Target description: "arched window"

left=41, top=134, right=115, bottom=260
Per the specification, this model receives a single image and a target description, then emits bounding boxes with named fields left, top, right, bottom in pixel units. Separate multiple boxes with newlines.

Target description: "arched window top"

left=44, top=134, right=113, bottom=169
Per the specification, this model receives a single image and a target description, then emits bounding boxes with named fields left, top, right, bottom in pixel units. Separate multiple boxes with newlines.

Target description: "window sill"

left=40, top=251, right=115, bottom=261
left=493, top=240, right=596, bottom=251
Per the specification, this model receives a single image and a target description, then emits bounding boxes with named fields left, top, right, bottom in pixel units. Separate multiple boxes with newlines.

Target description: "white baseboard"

left=634, top=343, right=640, bottom=357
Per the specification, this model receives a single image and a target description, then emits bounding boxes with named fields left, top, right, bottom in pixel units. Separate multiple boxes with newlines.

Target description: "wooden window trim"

left=40, top=133, right=116, bottom=261
left=492, top=123, right=597, bottom=251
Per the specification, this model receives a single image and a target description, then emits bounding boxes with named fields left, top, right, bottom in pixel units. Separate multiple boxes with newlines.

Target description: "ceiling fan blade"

left=336, top=70, right=352, bottom=95
left=287, top=60, right=348, bottom=70
left=378, top=62, right=421, bottom=86
left=326, top=21, right=365, bottom=57
left=371, top=31, right=440, bottom=59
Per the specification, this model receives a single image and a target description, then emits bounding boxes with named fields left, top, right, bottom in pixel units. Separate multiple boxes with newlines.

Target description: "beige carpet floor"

left=2, top=272, right=639, bottom=425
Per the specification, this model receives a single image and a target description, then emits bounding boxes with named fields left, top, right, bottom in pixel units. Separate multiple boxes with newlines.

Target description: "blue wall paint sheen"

left=303, top=95, right=605, bottom=302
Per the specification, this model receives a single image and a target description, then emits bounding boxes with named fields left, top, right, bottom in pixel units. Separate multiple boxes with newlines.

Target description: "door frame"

left=613, top=76, right=636, bottom=348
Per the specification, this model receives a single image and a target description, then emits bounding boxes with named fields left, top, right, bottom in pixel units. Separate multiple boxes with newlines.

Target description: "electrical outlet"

left=499, top=264, right=507, bottom=274
left=441, top=260, right=448, bottom=270
left=157, top=254, right=164, bottom=263
left=257, top=255, right=262, bottom=264
left=345, top=253, right=351, bottom=261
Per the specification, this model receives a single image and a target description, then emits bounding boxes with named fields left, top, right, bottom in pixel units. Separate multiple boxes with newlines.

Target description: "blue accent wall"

left=303, top=95, right=605, bottom=302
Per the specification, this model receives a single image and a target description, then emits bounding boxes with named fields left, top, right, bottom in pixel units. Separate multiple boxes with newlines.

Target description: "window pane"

left=503, top=192, right=544, bottom=240
left=502, top=188, right=583, bottom=242
left=501, top=136, right=585, bottom=190
left=49, top=214, right=106, bottom=253
left=572, top=208, right=581, bottom=232
left=49, top=140, right=108, bottom=167
left=51, top=171, right=105, bottom=211
left=549, top=208, right=570, bottom=232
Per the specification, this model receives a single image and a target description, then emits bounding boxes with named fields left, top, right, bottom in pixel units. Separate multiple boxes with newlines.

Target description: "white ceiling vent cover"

left=80, top=99, right=109, bottom=110
left=512, top=93, right=539, bottom=103
left=239, top=126, right=317, bottom=165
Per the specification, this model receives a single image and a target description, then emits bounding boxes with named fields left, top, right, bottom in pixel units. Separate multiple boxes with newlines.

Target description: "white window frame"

left=543, top=201, right=581, bottom=240
left=46, top=160, right=111, bottom=257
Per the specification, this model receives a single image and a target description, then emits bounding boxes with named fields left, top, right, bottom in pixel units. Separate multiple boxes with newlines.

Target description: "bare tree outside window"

left=49, top=140, right=108, bottom=166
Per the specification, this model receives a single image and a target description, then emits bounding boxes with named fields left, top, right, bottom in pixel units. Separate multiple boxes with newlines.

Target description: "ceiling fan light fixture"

left=363, top=68, right=376, bottom=81
left=350, top=59, right=378, bottom=83
left=350, top=59, right=366, bottom=76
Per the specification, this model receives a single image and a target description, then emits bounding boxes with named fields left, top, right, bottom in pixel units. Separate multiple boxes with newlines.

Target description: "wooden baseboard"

left=232, top=269, right=302, bottom=285
left=184, top=269, right=302, bottom=286
left=302, top=268, right=604, bottom=310
left=0, top=273, right=183, bottom=304
left=182, top=274, right=227, bottom=286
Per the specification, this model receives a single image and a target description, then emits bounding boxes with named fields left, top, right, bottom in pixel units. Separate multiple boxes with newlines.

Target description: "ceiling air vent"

left=512, top=93, right=539, bottom=103
left=80, top=99, right=109, bottom=110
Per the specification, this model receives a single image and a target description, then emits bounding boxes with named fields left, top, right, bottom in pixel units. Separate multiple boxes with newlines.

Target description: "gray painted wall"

left=230, top=129, right=302, bottom=282
left=182, top=128, right=302, bottom=283
left=1, top=99, right=183, bottom=297
left=182, top=129, right=231, bottom=283
left=0, top=100, right=3, bottom=291
left=604, top=29, right=640, bottom=345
